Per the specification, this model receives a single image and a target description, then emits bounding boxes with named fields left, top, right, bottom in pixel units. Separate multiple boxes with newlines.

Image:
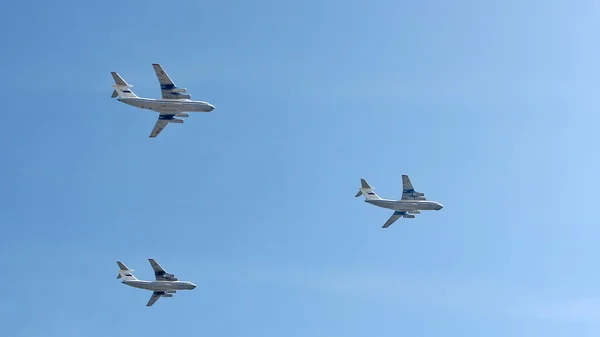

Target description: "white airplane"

left=117, top=259, right=197, bottom=307
left=110, top=64, right=215, bottom=138
left=355, top=175, right=443, bottom=228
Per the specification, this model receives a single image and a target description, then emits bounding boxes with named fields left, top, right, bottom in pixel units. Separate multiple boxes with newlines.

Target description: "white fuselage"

left=118, top=97, right=215, bottom=114
left=367, top=199, right=444, bottom=212
left=123, top=280, right=197, bottom=292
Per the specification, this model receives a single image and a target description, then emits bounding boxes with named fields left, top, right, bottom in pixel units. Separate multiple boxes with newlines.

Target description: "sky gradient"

left=1, top=0, right=600, bottom=336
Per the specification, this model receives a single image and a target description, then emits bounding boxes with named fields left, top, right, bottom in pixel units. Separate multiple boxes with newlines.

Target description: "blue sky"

left=1, top=0, right=600, bottom=336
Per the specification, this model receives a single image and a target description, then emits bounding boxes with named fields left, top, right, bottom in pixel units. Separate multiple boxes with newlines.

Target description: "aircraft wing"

left=149, top=258, right=177, bottom=281
left=146, top=292, right=164, bottom=307
left=149, top=118, right=170, bottom=138
left=382, top=211, right=407, bottom=228
left=401, top=175, right=426, bottom=200
left=152, top=64, right=191, bottom=99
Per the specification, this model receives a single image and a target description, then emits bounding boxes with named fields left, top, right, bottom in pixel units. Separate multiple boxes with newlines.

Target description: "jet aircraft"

left=117, top=259, right=196, bottom=307
left=110, top=64, right=215, bottom=138
left=355, top=175, right=443, bottom=228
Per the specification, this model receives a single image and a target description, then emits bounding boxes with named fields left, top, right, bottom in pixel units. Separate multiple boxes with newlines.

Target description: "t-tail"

left=111, top=72, right=138, bottom=98
left=354, top=179, right=382, bottom=200
left=116, top=261, right=137, bottom=281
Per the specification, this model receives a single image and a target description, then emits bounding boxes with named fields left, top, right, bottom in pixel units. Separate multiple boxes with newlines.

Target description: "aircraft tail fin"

left=116, top=261, right=137, bottom=281
left=111, top=72, right=137, bottom=98
left=355, top=179, right=381, bottom=200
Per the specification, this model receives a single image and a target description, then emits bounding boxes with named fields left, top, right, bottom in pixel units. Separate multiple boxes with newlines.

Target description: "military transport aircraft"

left=117, top=259, right=196, bottom=307
left=355, top=175, right=443, bottom=228
left=111, top=64, right=215, bottom=138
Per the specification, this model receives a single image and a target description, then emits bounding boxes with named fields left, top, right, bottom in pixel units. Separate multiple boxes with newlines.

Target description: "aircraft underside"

left=120, top=98, right=212, bottom=114
left=367, top=200, right=426, bottom=211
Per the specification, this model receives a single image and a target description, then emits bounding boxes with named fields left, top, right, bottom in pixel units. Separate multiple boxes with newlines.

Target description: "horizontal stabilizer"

left=110, top=72, right=137, bottom=98
left=356, top=178, right=381, bottom=200
left=116, top=261, right=136, bottom=280
left=117, top=261, right=130, bottom=271
left=355, top=179, right=371, bottom=197
left=111, top=72, right=130, bottom=86
left=360, top=179, right=371, bottom=189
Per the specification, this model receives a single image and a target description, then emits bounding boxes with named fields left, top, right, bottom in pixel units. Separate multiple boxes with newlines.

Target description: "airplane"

left=116, top=259, right=197, bottom=307
left=110, top=64, right=215, bottom=138
left=355, top=175, right=443, bottom=228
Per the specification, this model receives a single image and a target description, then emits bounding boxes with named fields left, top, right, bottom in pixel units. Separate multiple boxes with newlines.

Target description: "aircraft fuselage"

left=123, top=280, right=197, bottom=292
left=118, top=97, right=215, bottom=114
left=366, top=199, right=443, bottom=212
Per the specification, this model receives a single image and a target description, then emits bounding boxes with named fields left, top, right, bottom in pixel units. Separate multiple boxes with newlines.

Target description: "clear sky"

left=1, top=0, right=600, bottom=336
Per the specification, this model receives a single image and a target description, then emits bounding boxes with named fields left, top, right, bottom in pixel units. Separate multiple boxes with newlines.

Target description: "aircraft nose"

left=190, top=283, right=197, bottom=289
left=207, top=103, right=215, bottom=111
left=437, top=203, right=444, bottom=210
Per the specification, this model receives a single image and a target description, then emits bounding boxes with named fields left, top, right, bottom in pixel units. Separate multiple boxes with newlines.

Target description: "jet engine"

left=162, top=294, right=174, bottom=298
left=171, top=88, right=187, bottom=93
left=175, top=112, right=189, bottom=117
left=402, top=214, right=416, bottom=218
left=169, top=119, right=184, bottom=124
left=413, top=196, right=426, bottom=200
left=166, top=290, right=177, bottom=293
left=163, top=273, right=178, bottom=280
